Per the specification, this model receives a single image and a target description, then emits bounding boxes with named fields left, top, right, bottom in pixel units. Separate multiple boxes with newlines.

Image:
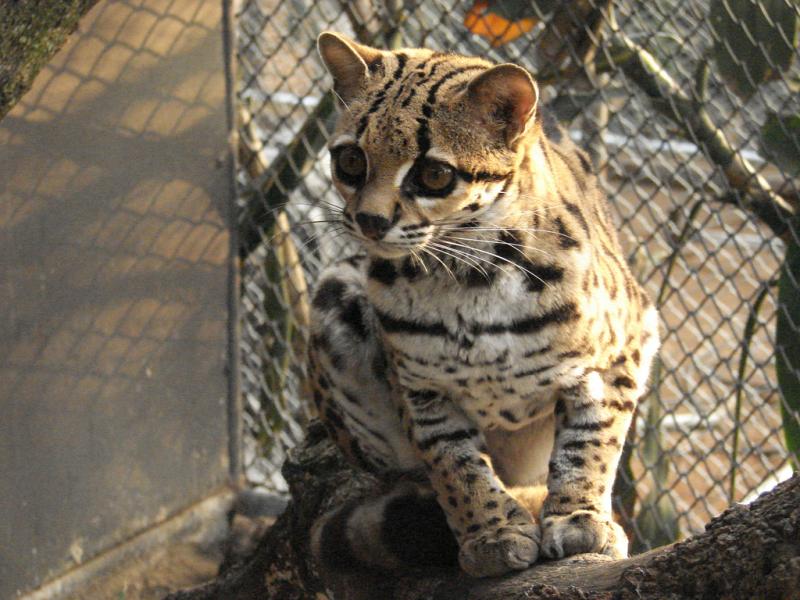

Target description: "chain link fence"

left=233, top=0, right=800, bottom=552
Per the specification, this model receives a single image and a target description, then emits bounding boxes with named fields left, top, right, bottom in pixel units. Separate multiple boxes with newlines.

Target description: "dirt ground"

left=65, top=514, right=273, bottom=600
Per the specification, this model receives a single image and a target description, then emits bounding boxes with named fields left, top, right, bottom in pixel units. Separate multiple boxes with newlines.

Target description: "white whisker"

left=442, top=233, right=555, bottom=260
left=419, top=245, right=457, bottom=282
left=435, top=238, right=553, bottom=290
left=427, top=241, right=492, bottom=280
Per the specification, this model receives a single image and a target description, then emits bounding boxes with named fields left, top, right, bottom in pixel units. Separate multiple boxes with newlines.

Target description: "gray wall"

left=0, top=1, right=235, bottom=596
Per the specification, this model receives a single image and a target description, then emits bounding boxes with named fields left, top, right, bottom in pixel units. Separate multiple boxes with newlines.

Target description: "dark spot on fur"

left=401, top=257, right=421, bottom=280
left=464, top=266, right=496, bottom=288
left=613, top=376, right=636, bottom=389
left=340, top=298, right=368, bottom=339
left=554, top=216, right=580, bottom=249
left=368, top=259, right=398, bottom=285
left=382, top=490, right=458, bottom=567
left=313, top=279, right=346, bottom=311
left=499, top=409, right=518, bottom=423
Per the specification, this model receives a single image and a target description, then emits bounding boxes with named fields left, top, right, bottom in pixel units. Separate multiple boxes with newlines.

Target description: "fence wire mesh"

left=234, top=0, right=800, bottom=551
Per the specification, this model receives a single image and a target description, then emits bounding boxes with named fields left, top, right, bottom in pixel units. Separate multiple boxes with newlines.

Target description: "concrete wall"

left=0, top=1, right=236, bottom=596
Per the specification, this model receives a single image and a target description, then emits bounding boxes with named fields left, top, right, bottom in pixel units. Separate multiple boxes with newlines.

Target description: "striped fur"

left=308, top=32, right=659, bottom=578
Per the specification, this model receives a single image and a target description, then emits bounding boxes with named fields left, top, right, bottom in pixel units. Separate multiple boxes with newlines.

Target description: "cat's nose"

left=355, top=212, right=392, bottom=240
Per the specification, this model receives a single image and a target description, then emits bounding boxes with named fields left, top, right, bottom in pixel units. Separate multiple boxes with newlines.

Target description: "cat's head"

left=318, top=32, right=539, bottom=259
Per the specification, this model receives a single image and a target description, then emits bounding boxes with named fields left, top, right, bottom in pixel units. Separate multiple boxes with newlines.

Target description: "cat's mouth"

left=357, top=238, right=424, bottom=259
left=344, top=220, right=435, bottom=259
left=369, top=245, right=412, bottom=259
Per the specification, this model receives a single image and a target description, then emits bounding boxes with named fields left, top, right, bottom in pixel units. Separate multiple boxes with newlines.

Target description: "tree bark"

left=0, top=0, right=100, bottom=121
left=168, top=422, right=800, bottom=600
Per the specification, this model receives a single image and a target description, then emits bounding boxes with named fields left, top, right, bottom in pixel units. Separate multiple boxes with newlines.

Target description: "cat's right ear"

left=318, top=32, right=383, bottom=104
left=464, top=64, right=539, bottom=148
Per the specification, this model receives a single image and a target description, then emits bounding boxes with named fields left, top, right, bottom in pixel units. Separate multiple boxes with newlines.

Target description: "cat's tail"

left=310, top=481, right=547, bottom=573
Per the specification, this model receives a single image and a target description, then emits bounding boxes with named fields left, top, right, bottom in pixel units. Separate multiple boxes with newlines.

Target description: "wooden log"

left=168, top=422, right=800, bottom=599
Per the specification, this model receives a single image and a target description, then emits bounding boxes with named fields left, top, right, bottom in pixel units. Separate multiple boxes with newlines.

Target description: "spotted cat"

left=307, top=32, right=659, bottom=577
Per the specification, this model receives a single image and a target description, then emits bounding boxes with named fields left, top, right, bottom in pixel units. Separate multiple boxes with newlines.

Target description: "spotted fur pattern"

left=307, top=32, right=659, bottom=578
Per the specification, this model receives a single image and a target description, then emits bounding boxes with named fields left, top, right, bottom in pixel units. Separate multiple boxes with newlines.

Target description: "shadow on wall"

left=0, top=1, right=233, bottom=596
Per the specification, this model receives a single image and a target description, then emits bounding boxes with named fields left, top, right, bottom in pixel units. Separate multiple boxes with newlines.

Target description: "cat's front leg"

left=401, top=387, right=540, bottom=577
left=540, top=371, right=637, bottom=559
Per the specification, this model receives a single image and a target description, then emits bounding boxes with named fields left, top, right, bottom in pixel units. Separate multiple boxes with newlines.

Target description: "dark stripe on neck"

left=472, top=303, right=578, bottom=335
left=562, top=197, right=591, bottom=236
left=356, top=53, right=408, bottom=139
left=376, top=310, right=449, bottom=336
left=376, top=302, right=578, bottom=337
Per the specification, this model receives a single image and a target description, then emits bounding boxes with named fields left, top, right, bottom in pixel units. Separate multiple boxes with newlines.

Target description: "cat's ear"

left=318, top=32, right=383, bottom=103
left=466, top=64, right=539, bottom=147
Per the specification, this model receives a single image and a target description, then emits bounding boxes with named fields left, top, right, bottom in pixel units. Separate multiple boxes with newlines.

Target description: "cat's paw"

left=540, top=511, right=628, bottom=559
left=458, top=522, right=540, bottom=577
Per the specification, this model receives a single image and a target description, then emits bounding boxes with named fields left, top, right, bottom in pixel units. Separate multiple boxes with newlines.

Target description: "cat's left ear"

left=318, top=32, right=384, bottom=104
left=465, top=64, right=539, bottom=147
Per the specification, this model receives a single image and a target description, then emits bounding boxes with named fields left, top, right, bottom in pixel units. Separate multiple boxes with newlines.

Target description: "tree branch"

left=168, top=423, right=800, bottom=600
left=609, top=32, right=796, bottom=239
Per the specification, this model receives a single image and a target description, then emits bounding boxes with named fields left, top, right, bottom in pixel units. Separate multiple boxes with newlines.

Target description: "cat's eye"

left=416, top=160, right=455, bottom=195
left=333, top=145, right=367, bottom=186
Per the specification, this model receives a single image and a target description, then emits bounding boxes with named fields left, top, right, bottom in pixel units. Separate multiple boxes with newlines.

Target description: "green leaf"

left=777, top=223, right=800, bottom=468
left=761, top=112, right=800, bottom=175
left=710, top=0, right=799, bottom=99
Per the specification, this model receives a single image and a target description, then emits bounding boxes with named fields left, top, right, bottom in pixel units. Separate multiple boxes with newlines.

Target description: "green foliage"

left=761, top=112, right=800, bottom=176
left=709, top=0, right=799, bottom=99
left=777, top=223, right=800, bottom=469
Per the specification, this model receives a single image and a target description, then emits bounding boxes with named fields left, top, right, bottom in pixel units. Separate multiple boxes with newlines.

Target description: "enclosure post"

left=222, top=0, right=243, bottom=483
